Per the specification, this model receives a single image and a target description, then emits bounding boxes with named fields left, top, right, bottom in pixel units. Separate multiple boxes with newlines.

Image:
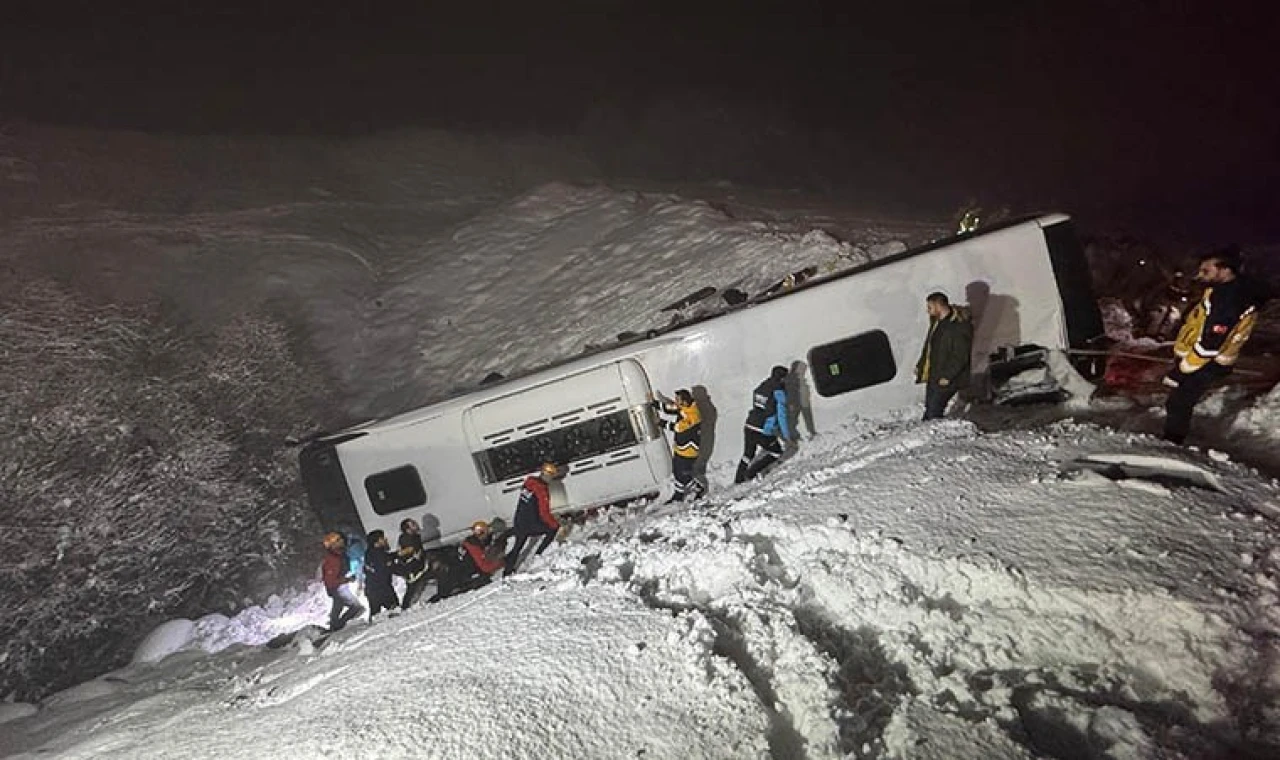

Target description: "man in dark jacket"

left=505, top=461, right=565, bottom=575
left=394, top=518, right=430, bottom=609
left=321, top=532, right=365, bottom=632
left=362, top=529, right=400, bottom=618
left=1163, top=249, right=1264, bottom=444
left=915, top=292, right=973, bottom=420
left=735, top=366, right=793, bottom=483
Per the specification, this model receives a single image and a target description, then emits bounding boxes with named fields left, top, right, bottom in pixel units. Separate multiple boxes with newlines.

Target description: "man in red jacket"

left=321, top=532, right=366, bottom=632
left=504, top=461, right=565, bottom=575
left=430, top=520, right=506, bottom=603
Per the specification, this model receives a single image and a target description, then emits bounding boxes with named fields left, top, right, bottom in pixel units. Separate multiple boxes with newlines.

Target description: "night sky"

left=3, top=0, right=1278, bottom=242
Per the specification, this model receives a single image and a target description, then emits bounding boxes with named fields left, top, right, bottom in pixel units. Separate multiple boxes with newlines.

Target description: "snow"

left=130, top=620, right=197, bottom=665
left=1232, top=381, right=1280, bottom=441
left=3, top=417, right=1277, bottom=759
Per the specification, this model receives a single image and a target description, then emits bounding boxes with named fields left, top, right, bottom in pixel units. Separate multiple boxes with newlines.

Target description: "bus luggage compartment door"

left=464, top=359, right=671, bottom=512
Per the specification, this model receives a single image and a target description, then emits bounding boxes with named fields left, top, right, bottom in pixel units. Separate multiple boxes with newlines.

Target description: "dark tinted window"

left=364, top=465, right=427, bottom=515
left=808, top=330, right=897, bottom=397
left=474, top=409, right=638, bottom=484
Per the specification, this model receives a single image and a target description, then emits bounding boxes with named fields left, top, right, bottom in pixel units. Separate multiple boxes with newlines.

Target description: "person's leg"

left=671, top=456, right=694, bottom=501
left=534, top=527, right=557, bottom=555
left=735, top=428, right=759, bottom=484
left=1163, top=366, right=1222, bottom=444
left=336, top=584, right=366, bottom=625
left=923, top=383, right=947, bottom=420
left=402, top=577, right=427, bottom=609
left=505, top=532, right=531, bottom=575
left=745, top=435, right=783, bottom=480
left=328, top=594, right=344, bottom=631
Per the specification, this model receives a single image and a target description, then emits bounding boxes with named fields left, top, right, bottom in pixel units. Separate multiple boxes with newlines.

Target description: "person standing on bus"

left=1163, top=249, right=1263, bottom=444
left=915, top=292, right=973, bottom=420
left=656, top=389, right=706, bottom=501
left=735, top=366, right=792, bottom=484
left=505, top=461, right=565, bottom=575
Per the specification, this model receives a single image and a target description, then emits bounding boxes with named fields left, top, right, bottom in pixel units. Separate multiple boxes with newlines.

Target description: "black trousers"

left=735, top=428, right=783, bottom=483
left=401, top=575, right=430, bottom=609
left=923, top=382, right=959, bottom=420
left=670, top=455, right=704, bottom=501
left=365, top=583, right=400, bottom=617
left=1164, top=364, right=1228, bottom=444
left=504, top=526, right=557, bottom=575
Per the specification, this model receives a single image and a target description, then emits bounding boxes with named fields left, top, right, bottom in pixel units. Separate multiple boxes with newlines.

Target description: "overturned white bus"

left=301, top=214, right=1103, bottom=547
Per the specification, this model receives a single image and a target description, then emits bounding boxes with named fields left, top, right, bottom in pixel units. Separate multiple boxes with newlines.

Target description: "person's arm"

left=535, top=483, right=560, bottom=530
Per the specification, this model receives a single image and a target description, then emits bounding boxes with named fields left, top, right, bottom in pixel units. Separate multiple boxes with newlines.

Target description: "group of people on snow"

left=318, top=247, right=1266, bottom=631
left=319, top=461, right=570, bottom=631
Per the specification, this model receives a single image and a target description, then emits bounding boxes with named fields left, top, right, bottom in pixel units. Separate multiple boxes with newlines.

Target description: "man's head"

left=367, top=529, right=387, bottom=549
left=770, top=365, right=788, bottom=383
left=674, top=389, right=694, bottom=407
left=926, top=292, right=951, bottom=319
left=470, top=520, right=491, bottom=539
left=539, top=461, right=565, bottom=481
left=322, top=532, right=345, bottom=552
left=1195, top=249, right=1241, bottom=285
left=400, top=518, right=420, bottom=535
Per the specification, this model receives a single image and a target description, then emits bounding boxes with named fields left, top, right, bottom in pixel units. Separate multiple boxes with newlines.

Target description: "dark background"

left=2, top=0, right=1278, bottom=242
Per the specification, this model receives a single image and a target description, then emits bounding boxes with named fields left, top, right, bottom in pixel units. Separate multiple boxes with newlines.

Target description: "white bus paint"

left=301, top=214, right=1100, bottom=547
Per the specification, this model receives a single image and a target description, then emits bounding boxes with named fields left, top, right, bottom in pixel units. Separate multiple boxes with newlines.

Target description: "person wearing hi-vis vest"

left=1163, top=248, right=1263, bottom=444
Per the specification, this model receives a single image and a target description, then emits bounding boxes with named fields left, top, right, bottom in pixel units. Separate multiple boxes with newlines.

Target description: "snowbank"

left=3, top=418, right=1276, bottom=759
left=131, top=620, right=197, bottom=665
left=357, top=182, right=933, bottom=415
left=1232, top=381, right=1280, bottom=441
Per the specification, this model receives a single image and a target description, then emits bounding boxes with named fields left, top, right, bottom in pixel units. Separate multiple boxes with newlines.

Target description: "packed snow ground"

left=4, top=416, right=1278, bottom=759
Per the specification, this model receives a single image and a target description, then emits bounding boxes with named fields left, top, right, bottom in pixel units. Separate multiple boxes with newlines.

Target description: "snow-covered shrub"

left=0, top=274, right=338, bottom=701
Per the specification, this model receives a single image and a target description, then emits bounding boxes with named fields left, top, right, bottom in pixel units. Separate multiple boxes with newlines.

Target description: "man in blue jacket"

left=735, top=365, right=793, bottom=483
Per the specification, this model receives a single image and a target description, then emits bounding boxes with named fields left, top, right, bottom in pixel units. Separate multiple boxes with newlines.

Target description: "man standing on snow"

left=735, top=365, right=793, bottom=483
left=1163, top=249, right=1263, bottom=444
left=321, top=532, right=365, bottom=632
left=915, top=292, right=973, bottom=420
left=656, top=389, right=706, bottom=501
left=505, top=461, right=565, bottom=575
left=362, top=530, right=400, bottom=619
left=394, top=518, right=430, bottom=608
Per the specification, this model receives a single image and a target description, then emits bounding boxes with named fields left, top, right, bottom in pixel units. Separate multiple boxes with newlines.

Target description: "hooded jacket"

left=916, top=306, right=973, bottom=387
left=659, top=400, right=702, bottom=459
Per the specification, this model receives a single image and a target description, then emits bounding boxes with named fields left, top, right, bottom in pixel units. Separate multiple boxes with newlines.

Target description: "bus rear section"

left=465, top=358, right=671, bottom=523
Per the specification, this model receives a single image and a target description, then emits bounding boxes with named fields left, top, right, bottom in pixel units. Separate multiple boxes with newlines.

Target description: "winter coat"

left=514, top=475, right=558, bottom=532
left=460, top=535, right=505, bottom=576
left=659, top=400, right=702, bottom=459
left=1173, top=279, right=1261, bottom=374
left=321, top=550, right=349, bottom=595
left=395, top=532, right=427, bottom=583
left=745, top=377, right=791, bottom=440
left=363, top=547, right=397, bottom=593
left=916, top=307, right=973, bottom=387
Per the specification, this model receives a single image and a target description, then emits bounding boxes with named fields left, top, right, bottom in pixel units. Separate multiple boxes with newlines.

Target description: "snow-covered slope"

left=5, top=418, right=1277, bottom=759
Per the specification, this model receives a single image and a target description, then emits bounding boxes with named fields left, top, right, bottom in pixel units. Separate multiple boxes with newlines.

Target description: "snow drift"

left=4, top=418, right=1277, bottom=759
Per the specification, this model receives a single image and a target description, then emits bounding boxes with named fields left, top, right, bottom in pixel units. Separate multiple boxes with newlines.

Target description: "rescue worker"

left=394, top=518, right=430, bottom=609
left=656, top=389, right=705, bottom=501
left=1163, top=249, right=1263, bottom=444
left=915, top=292, right=973, bottom=420
left=321, top=532, right=365, bottom=632
left=431, top=520, right=505, bottom=602
left=505, top=461, right=565, bottom=575
left=362, top=529, right=400, bottom=619
left=735, top=366, right=793, bottom=484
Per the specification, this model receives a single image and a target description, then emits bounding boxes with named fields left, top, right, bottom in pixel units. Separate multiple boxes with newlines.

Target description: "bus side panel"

left=633, top=220, right=1069, bottom=476
left=335, top=414, right=483, bottom=547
